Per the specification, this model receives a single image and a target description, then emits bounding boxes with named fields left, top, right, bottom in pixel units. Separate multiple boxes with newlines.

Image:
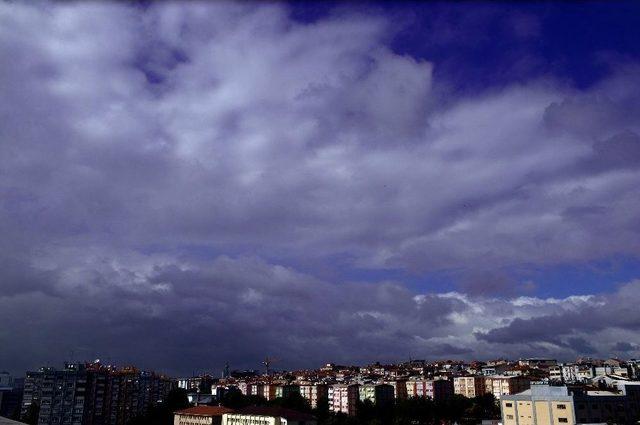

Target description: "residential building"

left=237, top=383, right=253, bottom=396
left=385, top=380, right=407, bottom=400
left=299, top=384, right=327, bottom=409
left=274, top=385, right=299, bottom=399
left=250, top=384, right=264, bottom=398
left=177, top=376, right=216, bottom=394
left=20, top=363, right=172, bottom=425
left=454, top=376, right=485, bottom=398
left=174, top=406, right=234, bottom=425
left=406, top=379, right=453, bottom=401
left=518, top=359, right=557, bottom=369
left=485, top=375, right=530, bottom=401
left=358, top=384, right=394, bottom=406
left=261, top=385, right=277, bottom=401
left=222, top=406, right=316, bottom=425
left=329, top=384, right=359, bottom=416
left=501, top=383, right=640, bottom=425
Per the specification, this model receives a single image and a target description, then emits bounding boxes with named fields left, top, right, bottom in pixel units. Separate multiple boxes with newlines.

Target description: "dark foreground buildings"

left=20, top=362, right=173, bottom=425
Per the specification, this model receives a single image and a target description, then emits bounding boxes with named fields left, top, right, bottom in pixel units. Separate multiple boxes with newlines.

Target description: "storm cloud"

left=1, top=2, right=640, bottom=375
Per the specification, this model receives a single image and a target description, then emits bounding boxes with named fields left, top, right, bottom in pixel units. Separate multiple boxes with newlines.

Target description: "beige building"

left=222, top=406, right=316, bottom=425
left=485, top=375, right=530, bottom=400
left=174, top=406, right=235, bottom=425
left=454, top=376, right=485, bottom=398
left=299, top=384, right=328, bottom=409
left=501, top=383, right=640, bottom=425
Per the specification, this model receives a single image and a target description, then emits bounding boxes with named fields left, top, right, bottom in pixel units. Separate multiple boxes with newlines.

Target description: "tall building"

left=454, top=376, right=486, bottom=398
left=20, top=363, right=172, bottom=425
left=501, top=383, right=640, bottom=425
left=329, top=384, right=359, bottom=416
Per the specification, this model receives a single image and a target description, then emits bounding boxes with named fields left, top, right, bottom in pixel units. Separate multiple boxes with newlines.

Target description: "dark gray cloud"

left=475, top=281, right=640, bottom=355
left=1, top=2, right=640, bottom=375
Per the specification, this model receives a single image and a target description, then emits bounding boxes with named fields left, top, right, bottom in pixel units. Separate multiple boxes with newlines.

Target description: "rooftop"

left=233, top=406, right=316, bottom=421
left=175, top=406, right=235, bottom=417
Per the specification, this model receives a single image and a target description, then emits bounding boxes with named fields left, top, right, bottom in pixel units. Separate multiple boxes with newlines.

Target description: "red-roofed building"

left=174, top=406, right=236, bottom=425
left=222, top=406, right=316, bottom=425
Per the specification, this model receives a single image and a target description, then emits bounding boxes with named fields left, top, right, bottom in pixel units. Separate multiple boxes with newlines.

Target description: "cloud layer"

left=1, top=2, right=640, bottom=374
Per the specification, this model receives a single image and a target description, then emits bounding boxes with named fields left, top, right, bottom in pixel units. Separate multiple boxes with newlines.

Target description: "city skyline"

left=2, top=1, right=640, bottom=377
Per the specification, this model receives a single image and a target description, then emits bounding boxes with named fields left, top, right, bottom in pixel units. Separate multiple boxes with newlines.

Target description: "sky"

left=1, top=1, right=640, bottom=377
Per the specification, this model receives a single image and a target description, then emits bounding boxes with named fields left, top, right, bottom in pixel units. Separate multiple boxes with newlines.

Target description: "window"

left=557, top=404, right=566, bottom=409
left=505, top=403, right=513, bottom=407
left=506, top=415, right=514, bottom=420
left=558, top=418, right=568, bottom=423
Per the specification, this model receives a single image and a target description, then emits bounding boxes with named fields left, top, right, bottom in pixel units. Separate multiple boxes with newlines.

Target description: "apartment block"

left=406, top=379, right=453, bottom=401
left=299, top=384, right=328, bottom=409
left=358, top=384, right=394, bottom=406
left=385, top=380, right=407, bottom=400
left=454, top=376, right=486, bottom=398
left=485, top=375, right=530, bottom=401
left=275, top=385, right=299, bottom=399
left=501, top=383, right=640, bottom=425
left=329, top=384, right=359, bottom=416
left=20, top=363, right=172, bottom=425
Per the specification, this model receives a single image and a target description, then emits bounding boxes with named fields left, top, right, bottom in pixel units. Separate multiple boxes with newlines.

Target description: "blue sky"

left=1, top=1, right=640, bottom=375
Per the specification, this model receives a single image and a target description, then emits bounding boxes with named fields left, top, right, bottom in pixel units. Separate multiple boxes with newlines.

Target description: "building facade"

left=329, top=384, right=359, bottom=416
left=174, top=406, right=234, bottom=425
left=454, top=376, right=486, bottom=398
left=406, top=379, right=453, bottom=402
left=485, top=376, right=530, bottom=401
left=501, top=383, right=640, bottom=425
left=358, top=384, right=394, bottom=406
left=299, top=384, right=327, bottom=409
left=20, top=363, right=172, bottom=425
left=222, top=406, right=316, bottom=425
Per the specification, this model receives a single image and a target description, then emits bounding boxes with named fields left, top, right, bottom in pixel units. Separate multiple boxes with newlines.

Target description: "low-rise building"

left=501, top=383, right=640, bottom=425
left=174, top=406, right=235, bottom=425
left=222, top=406, right=316, bottom=425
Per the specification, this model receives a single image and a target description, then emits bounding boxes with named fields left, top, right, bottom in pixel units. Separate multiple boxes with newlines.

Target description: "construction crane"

left=262, top=357, right=279, bottom=376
